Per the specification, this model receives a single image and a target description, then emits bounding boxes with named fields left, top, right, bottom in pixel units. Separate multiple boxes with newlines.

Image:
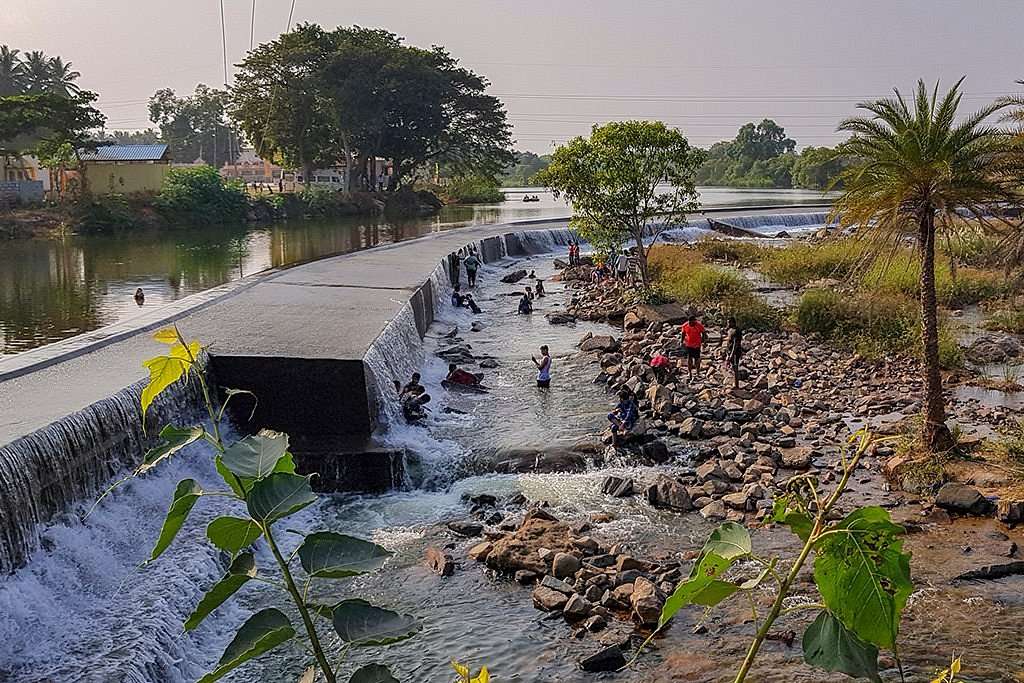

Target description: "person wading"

left=533, top=345, right=552, bottom=388
left=464, top=251, right=481, bottom=287
left=681, top=314, right=707, bottom=381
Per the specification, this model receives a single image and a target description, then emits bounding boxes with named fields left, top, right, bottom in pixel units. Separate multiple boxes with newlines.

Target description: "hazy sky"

left=6, top=0, right=1024, bottom=153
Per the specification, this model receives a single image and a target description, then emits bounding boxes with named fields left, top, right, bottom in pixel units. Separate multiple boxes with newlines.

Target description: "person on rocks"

left=464, top=251, right=481, bottom=288
left=568, top=242, right=578, bottom=267
left=451, top=283, right=465, bottom=308
left=650, top=351, right=671, bottom=383
left=723, top=317, right=744, bottom=389
left=615, top=251, right=629, bottom=280
left=533, top=345, right=552, bottom=388
left=534, top=280, right=546, bottom=297
left=401, top=390, right=431, bottom=423
left=446, top=363, right=481, bottom=387
left=607, top=389, right=639, bottom=441
left=528, top=270, right=536, bottom=279
left=401, top=372, right=426, bottom=397
left=518, top=292, right=533, bottom=315
left=464, top=292, right=482, bottom=314
left=681, top=314, right=707, bottom=380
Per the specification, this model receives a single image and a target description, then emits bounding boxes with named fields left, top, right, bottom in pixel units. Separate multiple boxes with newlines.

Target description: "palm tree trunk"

left=918, top=210, right=954, bottom=452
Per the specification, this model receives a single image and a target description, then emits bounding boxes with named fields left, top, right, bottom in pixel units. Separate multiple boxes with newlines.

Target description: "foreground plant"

left=636, top=431, right=912, bottom=682
left=112, top=327, right=418, bottom=682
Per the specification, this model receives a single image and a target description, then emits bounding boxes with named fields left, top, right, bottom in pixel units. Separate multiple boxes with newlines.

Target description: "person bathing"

left=532, top=345, right=551, bottom=388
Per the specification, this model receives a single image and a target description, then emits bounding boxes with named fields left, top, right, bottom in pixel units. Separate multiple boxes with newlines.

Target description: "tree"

left=791, top=145, right=848, bottom=190
left=97, top=128, right=161, bottom=145
left=832, top=79, right=1021, bottom=451
left=45, top=56, right=81, bottom=97
left=695, top=120, right=798, bottom=188
left=535, top=120, right=706, bottom=286
left=149, top=84, right=238, bottom=167
left=231, top=24, right=342, bottom=187
left=500, top=150, right=552, bottom=186
left=22, top=50, right=51, bottom=94
left=0, top=45, right=25, bottom=96
left=0, top=92, right=105, bottom=153
left=731, top=119, right=796, bottom=161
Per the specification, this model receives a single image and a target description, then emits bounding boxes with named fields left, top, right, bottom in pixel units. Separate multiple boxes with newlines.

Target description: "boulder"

left=552, top=552, right=582, bottom=579
left=485, top=517, right=572, bottom=574
left=546, top=312, right=577, bottom=325
left=532, top=585, right=570, bottom=611
left=563, top=594, right=594, bottom=621
left=678, top=417, right=704, bottom=439
left=501, top=269, right=528, bottom=284
left=425, top=547, right=455, bottom=576
left=447, top=520, right=484, bottom=537
left=630, top=577, right=663, bottom=626
left=540, top=575, right=575, bottom=594
left=996, top=499, right=1024, bottom=525
left=966, top=334, right=1023, bottom=364
left=601, top=475, right=635, bottom=498
left=645, top=475, right=693, bottom=511
left=580, top=645, right=626, bottom=673
left=700, top=499, right=727, bottom=521
left=581, top=335, right=619, bottom=353
left=634, top=302, right=690, bottom=326
left=780, top=447, right=813, bottom=469
left=935, top=483, right=996, bottom=517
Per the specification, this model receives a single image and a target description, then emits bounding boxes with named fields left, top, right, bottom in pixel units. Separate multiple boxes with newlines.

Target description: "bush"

left=694, top=238, right=766, bottom=265
left=983, top=308, right=1024, bottom=334
left=72, top=194, right=135, bottom=232
left=794, top=289, right=919, bottom=359
left=718, top=293, right=783, bottom=331
left=759, top=239, right=863, bottom=286
left=444, top=175, right=505, bottom=203
left=155, top=166, right=247, bottom=224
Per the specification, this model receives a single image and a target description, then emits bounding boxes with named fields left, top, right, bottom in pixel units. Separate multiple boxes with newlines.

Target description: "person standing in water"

left=681, top=314, right=707, bottom=380
left=723, top=317, right=744, bottom=389
left=464, top=251, right=481, bottom=288
left=533, top=345, right=551, bottom=388
left=133, top=288, right=145, bottom=306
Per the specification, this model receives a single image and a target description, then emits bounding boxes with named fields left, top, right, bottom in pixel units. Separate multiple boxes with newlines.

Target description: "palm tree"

left=832, top=79, right=1021, bottom=452
left=46, top=56, right=80, bottom=96
left=0, top=45, right=24, bottom=96
left=22, top=50, right=51, bottom=94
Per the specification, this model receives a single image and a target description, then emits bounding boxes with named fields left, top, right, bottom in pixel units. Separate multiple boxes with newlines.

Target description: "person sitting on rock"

left=401, top=372, right=426, bottom=397
left=608, top=389, right=639, bottom=440
left=451, top=283, right=466, bottom=308
left=518, top=293, right=533, bottom=315
left=401, top=391, right=431, bottom=423
left=534, top=280, right=546, bottom=297
left=446, top=363, right=481, bottom=386
left=463, top=292, right=482, bottom=314
left=650, top=351, right=671, bottom=383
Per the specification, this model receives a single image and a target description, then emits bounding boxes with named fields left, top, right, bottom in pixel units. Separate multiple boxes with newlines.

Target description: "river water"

left=0, top=187, right=829, bottom=355
left=2, top=243, right=1022, bottom=683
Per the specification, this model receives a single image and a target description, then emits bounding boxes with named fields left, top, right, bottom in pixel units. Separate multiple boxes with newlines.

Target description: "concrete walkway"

left=0, top=206, right=829, bottom=446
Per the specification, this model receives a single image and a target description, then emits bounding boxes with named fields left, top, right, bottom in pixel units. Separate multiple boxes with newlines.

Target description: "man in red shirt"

left=681, top=314, right=707, bottom=380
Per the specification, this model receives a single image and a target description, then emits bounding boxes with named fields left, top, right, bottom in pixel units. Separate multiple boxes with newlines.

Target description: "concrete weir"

left=0, top=207, right=828, bottom=573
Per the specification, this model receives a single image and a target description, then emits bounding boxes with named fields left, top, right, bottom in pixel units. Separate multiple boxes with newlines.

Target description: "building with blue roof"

left=79, top=144, right=172, bottom=195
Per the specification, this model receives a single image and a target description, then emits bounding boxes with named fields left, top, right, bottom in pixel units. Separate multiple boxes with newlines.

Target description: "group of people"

left=517, top=280, right=545, bottom=314
left=395, top=373, right=431, bottom=422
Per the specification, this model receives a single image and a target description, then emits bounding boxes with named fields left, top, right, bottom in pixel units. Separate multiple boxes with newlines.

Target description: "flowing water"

left=2, top=232, right=1022, bottom=682
left=0, top=188, right=831, bottom=355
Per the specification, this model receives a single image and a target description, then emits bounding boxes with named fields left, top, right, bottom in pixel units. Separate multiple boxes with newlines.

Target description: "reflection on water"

left=0, top=188, right=830, bottom=355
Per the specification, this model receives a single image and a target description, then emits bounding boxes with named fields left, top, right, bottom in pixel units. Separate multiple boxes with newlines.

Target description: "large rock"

left=468, top=541, right=493, bottom=562
left=580, top=335, right=619, bottom=353
left=552, top=552, right=582, bottom=579
left=645, top=475, right=693, bottom=511
left=501, top=269, right=528, bottom=284
left=997, top=499, right=1024, bottom=525
left=601, top=475, right=635, bottom=498
left=533, top=585, right=570, bottom=611
left=678, top=417, right=704, bottom=439
left=486, top=516, right=572, bottom=574
left=966, top=334, right=1023, bottom=364
left=935, top=482, right=995, bottom=517
left=780, top=447, right=813, bottom=469
left=563, top=594, right=594, bottom=621
left=425, top=547, right=455, bottom=576
left=580, top=645, right=626, bottom=673
left=640, top=440, right=671, bottom=464
left=630, top=576, right=664, bottom=626
left=634, top=302, right=690, bottom=326
left=546, top=312, right=577, bottom=325
left=645, top=384, right=673, bottom=416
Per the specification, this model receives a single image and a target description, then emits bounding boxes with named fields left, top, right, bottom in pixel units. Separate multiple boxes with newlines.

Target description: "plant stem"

left=732, top=436, right=870, bottom=683
left=263, top=524, right=336, bottom=683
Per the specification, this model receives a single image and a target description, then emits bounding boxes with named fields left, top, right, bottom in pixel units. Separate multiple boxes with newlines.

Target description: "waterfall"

left=709, top=212, right=833, bottom=235
left=0, top=376, right=205, bottom=575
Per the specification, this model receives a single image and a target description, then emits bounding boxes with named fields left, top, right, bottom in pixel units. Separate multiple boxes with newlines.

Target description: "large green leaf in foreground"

left=802, top=610, right=881, bottom=682
left=148, top=478, right=203, bottom=562
left=197, top=608, right=295, bottom=683
left=184, top=552, right=257, bottom=631
left=220, top=432, right=290, bottom=480
left=814, top=506, right=912, bottom=649
left=246, top=473, right=318, bottom=525
left=298, top=532, right=392, bottom=578
left=332, top=599, right=421, bottom=646
left=206, top=516, right=263, bottom=558
left=136, top=425, right=205, bottom=475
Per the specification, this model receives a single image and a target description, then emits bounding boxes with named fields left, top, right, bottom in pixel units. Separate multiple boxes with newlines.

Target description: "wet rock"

left=583, top=614, right=608, bottom=632
left=678, top=417, right=704, bottom=439
left=780, top=447, right=813, bottom=469
left=580, top=335, right=619, bottom=353
left=573, top=536, right=602, bottom=553
left=501, top=269, right=528, bottom=284
left=448, top=520, right=484, bottom=537
left=641, top=440, right=671, bottom=464
left=579, top=645, right=626, bottom=673
left=997, top=500, right=1024, bottom=525
left=696, top=461, right=726, bottom=482
left=541, top=575, right=575, bottom=594
left=533, top=585, right=570, bottom=611
left=645, top=475, right=693, bottom=511
left=601, top=475, right=635, bottom=498
left=953, top=560, right=1024, bottom=582
left=934, top=483, right=996, bottom=517
left=479, top=358, right=499, bottom=369
left=563, top=594, right=594, bottom=621
left=630, top=576, right=663, bottom=626
left=486, top=516, right=571, bottom=574
left=615, top=555, right=646, bottom=572
left=468, top=541, right=493, bottom=562
left=515, top=569, right=539, bottom=584
left=552, top=552, right=582, bottom=579
left=546, top=312, right=577, bottom=325
left=700, top=499, right=727, bottom=521
left=493, top=446, right=586, bottom=474
left=425, top=547, right=455, bottom=576
left=966, top=334, right=1023, bottom=364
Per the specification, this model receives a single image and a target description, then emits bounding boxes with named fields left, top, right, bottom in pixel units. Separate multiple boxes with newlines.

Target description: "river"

left=0, top=187, right=829, bottom=355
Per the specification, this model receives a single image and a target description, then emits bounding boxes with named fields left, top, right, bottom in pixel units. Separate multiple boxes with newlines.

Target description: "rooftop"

left=79, top=144, right=170, bottom=162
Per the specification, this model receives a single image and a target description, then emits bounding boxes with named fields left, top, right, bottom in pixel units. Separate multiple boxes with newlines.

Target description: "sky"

left=5, top=0, right=1024, bottom=153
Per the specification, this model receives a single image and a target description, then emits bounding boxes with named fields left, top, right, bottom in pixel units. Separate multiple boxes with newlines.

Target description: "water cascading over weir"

left=0, top=219, right=577, bottom=574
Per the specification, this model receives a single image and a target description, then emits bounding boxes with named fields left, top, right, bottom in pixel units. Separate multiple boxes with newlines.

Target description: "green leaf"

left=184, top=552, right=257, bottom=631
left=206, top=516, right=263, bottom=558
left=298, top=532, right=392, bottom=578
left=148, top=479, right=202, bottom=562
left=273, top=451, right=296, bottom=475
left=216, top=455, right=247, bottom=498
left=220, top=432, right=290, bottom=480
left=349, top=664, right=399, bottom=683
left=814, top=506, right=913, bottom=649
left=702, top=521, right=752, bottom=560
left=197, top=607, right=295, bottom=683
left=771, top=496, right=814, bottom=542
left=246, top=473, right=318, bottom=525
left=331, top=599, right=421, bottom=646
left=802, top=611, right=881, bottom=683
left=136, top=425, right=205, bottom=475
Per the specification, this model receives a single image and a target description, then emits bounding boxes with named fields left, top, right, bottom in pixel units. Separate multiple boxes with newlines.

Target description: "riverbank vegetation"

left=438, top=175, right=505, bottom=203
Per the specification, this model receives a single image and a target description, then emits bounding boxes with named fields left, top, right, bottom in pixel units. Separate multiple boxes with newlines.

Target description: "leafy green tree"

left=149, top=84, right=238, bottom=167
left=0, top=92, right=105, bottom=155
left=499, top=150, right=552, bottom=186
left=97, top=128, right=162, bottom=145
left=792, top=145, right=848, bottom=190
left=21, top=51, right=51, bottom=94
left=833, top=79, right=1021, bottom=451
left=535, top=120, right=706, bottom=285
left=154, top=166, right=248, bottom=224
left=0, top=45, right=25, bottom=96
left=731, top=119, right=796, bottom=161
left=44, top=56, right=80, bottom=97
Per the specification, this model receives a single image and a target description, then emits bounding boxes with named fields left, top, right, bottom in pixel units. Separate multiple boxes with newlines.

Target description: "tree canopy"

left=0, top=92, right=105, bottom=157
left=230, top=24, right=513, bottom=189
left=535, top=120, right=706, bottom=285
left=149, top=84, right=238, bottom=167
left=0, top=45, right=81, bottom=97
left=499, top=150, right=552, bottom=186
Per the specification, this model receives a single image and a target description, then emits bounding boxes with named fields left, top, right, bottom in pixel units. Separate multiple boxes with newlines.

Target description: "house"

left=79, top=144, right=172, bottom=195
left=220, top=148, right=284, bottom=185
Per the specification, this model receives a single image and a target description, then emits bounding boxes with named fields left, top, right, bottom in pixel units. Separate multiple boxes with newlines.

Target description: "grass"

left=694, top=238, right=767, bottom=266
left=757, top=239, right=864, bottom=286
left=982, top=308, right=1024, bottom=334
